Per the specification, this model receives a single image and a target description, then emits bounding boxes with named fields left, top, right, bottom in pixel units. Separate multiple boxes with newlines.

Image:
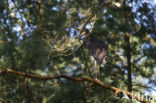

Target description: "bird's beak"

left=77, top=31, right=87, bottom=39
left=80, top=31, right=87, bottom=36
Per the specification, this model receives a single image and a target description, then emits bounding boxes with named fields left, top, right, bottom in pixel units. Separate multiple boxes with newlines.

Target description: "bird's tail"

left=102, top=56, right=107, bottom=64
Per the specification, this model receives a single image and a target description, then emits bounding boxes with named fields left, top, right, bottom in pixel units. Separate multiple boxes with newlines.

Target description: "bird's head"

left=78, top=29, right=90, bottom=39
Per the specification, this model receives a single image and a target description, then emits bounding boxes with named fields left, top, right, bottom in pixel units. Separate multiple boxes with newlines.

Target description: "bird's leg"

left=94, top=60, right=100, bottom=79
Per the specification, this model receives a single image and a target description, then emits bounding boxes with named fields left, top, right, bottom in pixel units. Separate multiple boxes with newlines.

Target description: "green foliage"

left=0, top=0, right=155, bottom=102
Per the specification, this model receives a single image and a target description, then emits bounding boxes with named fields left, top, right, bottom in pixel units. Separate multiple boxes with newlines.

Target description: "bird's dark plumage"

left=83, top=37, right=108, bottom=64
left=80, top=29, right=108, bottom=78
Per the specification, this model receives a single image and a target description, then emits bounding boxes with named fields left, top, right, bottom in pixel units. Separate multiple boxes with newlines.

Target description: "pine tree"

left=0, top=0, right=155, bottom=102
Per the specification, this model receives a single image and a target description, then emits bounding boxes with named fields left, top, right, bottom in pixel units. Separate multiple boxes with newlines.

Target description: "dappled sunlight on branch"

left=49, top=37, right=83, bottom=58
left=0, top=68, right=150, bottom=103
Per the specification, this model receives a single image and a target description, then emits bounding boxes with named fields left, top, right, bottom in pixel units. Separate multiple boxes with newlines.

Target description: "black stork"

left=79, top=29, right=108, bottom=78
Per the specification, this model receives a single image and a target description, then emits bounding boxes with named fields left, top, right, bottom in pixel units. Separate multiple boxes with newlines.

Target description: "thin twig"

left=84, top=82, right=94, bottom=96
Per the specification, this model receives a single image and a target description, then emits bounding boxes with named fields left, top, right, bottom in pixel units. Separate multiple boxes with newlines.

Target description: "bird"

left=79, top=29, right=108, bottom=78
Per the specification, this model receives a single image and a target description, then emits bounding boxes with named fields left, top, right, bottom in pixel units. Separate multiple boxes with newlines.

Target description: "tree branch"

left=84, top=82, right=94, bottom=96
left=75, top=0, right=113, bottom=34
left=0, top=68, right=149, bottom=103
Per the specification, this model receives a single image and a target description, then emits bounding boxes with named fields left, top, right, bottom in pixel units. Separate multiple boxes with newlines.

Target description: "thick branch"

left=0, top=69, right=149, bottom=103
left=125, top=32, right=132, bottom=92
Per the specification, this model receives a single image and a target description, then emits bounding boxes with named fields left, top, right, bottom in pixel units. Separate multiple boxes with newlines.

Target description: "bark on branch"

left=0, top=68, right=149, bottom=103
